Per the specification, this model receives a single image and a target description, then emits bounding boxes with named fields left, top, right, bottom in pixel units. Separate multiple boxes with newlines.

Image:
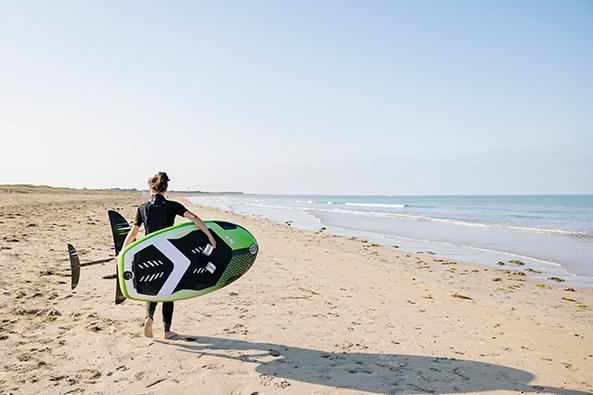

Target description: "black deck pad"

left=132, top=245, right=175, bottom=296
left=169, top=230, right=233, bottom=293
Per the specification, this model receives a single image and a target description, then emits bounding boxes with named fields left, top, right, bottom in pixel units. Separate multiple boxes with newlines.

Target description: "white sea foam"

left=301, top=200, right=335, bottom=204
left=216, top=200, right=591, bottom=238
left=345, top=202, right=407, bottom=208
left=238, top=202, right=591, bottom=238
left=248, top=203, right=297, bottom=210
left=308, top=207, right=593, bottom=238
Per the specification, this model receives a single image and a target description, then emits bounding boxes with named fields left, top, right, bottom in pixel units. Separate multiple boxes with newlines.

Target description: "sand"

left=0, top=192, right=591, bottom=394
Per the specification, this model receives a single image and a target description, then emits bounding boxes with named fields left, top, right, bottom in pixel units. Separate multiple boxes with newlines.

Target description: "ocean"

left=188, top=194, right=593, bottom=287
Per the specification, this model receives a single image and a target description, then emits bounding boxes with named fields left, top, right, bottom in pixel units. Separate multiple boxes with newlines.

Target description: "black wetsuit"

left=133, top=194, right=187, bottom=331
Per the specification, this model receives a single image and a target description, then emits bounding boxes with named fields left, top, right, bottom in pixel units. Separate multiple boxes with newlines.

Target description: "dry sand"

left=0, top=192, right=591, bottom=394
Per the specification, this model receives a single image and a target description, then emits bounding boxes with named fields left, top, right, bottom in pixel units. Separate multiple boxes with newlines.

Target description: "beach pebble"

left=277, top=380, right=290, bottom=388
left=13, top=307, right=43, bottom=316
left=548, top=277, right=565, bottom=282
left=17, top=353, right=31, bottom=361
left=45, top=309, right=61, bottom=317
left=86, top=322, right=102, bottom=332
left=562, top=297, right=577, bottom=302
left=85, top=369, right=101, bottom=379
left=452, top=292, right=472, bottom=300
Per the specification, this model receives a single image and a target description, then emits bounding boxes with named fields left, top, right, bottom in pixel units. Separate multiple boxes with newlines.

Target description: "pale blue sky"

left=1, top=1, right=592, bottom=194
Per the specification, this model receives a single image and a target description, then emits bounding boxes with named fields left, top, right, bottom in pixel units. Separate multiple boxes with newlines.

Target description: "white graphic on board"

left=138, top=260, right=165, bottom=269
left=152, top=239, right=191, bottom=297
left=139, top=272, right=165, bottom=282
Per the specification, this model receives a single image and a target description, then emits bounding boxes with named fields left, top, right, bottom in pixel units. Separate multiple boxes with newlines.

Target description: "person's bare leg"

left=145, top=302, right=157, bottom=338
left=144, top=317, right=153, bottom=338
left=163, top=302, right=175, bottom=339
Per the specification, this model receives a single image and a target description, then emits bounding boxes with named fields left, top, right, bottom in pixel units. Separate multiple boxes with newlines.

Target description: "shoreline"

left=179, top=195, right=593, bottom=317
left=187, top=195, right=593, bottom=288
left=0, top=192, right=591, bottom=393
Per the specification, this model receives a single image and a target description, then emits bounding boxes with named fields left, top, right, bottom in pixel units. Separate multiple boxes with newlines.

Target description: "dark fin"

left=115, top=279, right=126, bottom=305
left=68, top=244, right=80, bottom=290
left=108, top=210, right=131, bottom=305
left=108, top=210, right=131, bottom=255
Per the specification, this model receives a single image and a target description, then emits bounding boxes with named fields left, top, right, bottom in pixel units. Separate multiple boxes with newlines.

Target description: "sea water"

left=188, top=194, right=593, bottom=287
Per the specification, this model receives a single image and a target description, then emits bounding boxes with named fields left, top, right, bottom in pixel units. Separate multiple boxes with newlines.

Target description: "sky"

left=1, top=0, right=592, bottom=195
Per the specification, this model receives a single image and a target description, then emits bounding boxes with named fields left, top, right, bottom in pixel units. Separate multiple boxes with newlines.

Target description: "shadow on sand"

left=156, top=336, right=590, bottom=394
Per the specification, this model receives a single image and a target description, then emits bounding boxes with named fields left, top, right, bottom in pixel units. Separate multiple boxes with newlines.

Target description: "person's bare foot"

left=164, top=331, right=177, bottom=339
left=144, top=317, right=153, bottom=338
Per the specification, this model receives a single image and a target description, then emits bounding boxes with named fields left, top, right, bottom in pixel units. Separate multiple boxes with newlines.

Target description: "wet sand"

left=0, top=192, right=591, bottom=394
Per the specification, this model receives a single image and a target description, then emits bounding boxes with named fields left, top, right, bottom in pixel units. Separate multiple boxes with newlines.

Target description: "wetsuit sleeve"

left=171, top=201, right=188, bottom=217
left=132, top=207, right=143, bottom=227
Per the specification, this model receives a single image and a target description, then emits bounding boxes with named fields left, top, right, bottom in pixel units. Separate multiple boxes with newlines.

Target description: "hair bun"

left=148, top=171, right=170, bottom=193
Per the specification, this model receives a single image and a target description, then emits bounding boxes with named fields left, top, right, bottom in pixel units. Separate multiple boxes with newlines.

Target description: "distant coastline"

left=0, top=184, right=244, bottom=195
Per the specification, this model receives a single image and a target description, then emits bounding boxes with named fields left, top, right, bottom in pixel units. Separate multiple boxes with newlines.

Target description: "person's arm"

left=122, top=225, right=140, bottom=250
left=115, top=224, right=140, bottom=265
left=123, top=207, right=143, bottom=252
left=184, top=210, right=217, bottom=248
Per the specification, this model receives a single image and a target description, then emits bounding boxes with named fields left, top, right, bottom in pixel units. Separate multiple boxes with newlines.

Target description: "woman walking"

left=121, top=171, right=217, bottom=339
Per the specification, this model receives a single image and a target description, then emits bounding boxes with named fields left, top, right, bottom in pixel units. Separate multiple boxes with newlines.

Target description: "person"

left=121, top=171, right=217, bottom=339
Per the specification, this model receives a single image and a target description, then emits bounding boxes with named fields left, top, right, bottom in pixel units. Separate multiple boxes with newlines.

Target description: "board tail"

left=68, top=244, right=81, bottom=290
left=108, top=210, right=131, bottom=305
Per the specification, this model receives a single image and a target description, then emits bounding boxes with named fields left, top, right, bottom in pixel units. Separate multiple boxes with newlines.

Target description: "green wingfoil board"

left=118, top=221, right=258, bottom=302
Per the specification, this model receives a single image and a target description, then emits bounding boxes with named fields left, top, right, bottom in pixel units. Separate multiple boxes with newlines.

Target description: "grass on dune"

left=0, top=184, right=141, bottom=195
